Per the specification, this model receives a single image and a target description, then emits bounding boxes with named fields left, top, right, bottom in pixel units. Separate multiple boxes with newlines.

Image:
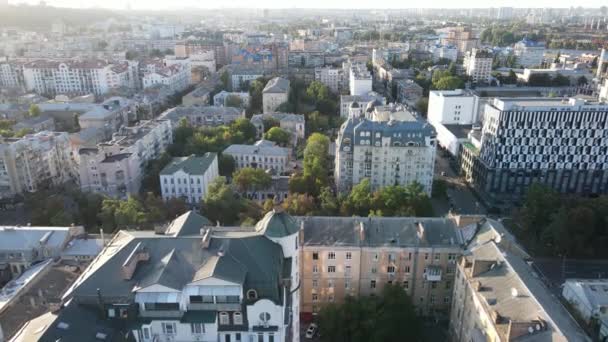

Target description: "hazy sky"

left=11, top=0, right=608, bottom=10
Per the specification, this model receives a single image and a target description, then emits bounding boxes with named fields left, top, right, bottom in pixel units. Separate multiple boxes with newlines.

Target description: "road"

left=432, top=151, right=486, bottom=216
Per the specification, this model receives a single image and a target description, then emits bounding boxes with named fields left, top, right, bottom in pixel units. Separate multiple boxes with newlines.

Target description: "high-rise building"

left=335, top=103, right=436, bottom=195
left=440, top=27, right=479, bottom=57
left=349, top=63, right=372, bottom=96
left=314, top=66, right=346, bottom=94
left=464, top=48, right=494, bottom=84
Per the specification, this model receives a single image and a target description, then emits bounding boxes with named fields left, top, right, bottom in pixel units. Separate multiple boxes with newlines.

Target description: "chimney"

left=416, top=222, right=425, bottom=241
left=358, top=222, right=365, bottom=242
left=121, top=242, right=149, bottom=280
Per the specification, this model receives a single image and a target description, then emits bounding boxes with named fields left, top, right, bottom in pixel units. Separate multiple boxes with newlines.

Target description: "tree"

left=282, top=193, right=316, bottom=215
left=341, top=179, right=372, bottom=216
left=264, top=127, right=291, bottom=146
left=201, top=177, right=243, bottom=225
left=230, top=118, right=257, bottom=143
left=301, top=133, right=330, bottom=195
left=433, top=75, right=465, bottom=90
left=220, top=71, right=230, bottom=90
left=415, top=97, right=429, bottom=117
left=247, top=78, right=267, bottom=115
left=225, top=94, right=244, bottom=108
left=28, top=104, right=41, bottom=117
left=232, top=167, right=272, bottom=194
left=218, top=154, right=235, bottom=177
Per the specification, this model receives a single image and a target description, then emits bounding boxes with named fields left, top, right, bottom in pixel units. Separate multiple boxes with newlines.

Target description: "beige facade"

left=299, top=216, right=465, bottom=317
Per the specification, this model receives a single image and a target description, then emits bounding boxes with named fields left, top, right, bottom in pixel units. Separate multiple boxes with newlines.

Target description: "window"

left=371, top=267, right=377, bottom=274
left=233, top=312, right=243, bottom=325
left=162, top=322, right=176, bottom=335
left=328, top=294, right=335, bottom=302
left=191, top=323, right=204, bottom=334
left=387, top=266, right=395, bottom=274
left=431, top=282, right=437, bottom=289
left=144, top=303, right=179, bottom=311
left=312, top=279, right=318, bottom=288
left=345, top=265, right=351, bottom=276
left=236, top=333, right=241, bottom=342
left=258, top=333, right=264, bottom=342
left=370, top=280, right=376, bottom=289
left=313, top=265, right=318, bottom=273
left=346, top=252, right=352, bottom=260
left=448, top=253, right=457, bottom=261
left=328, top=252, right=336, bottom=260
left=142, top=327, right=151, bottom=339
left=345, top=280, right=351, bottom=289
left=434, top=253, right=441, bottom=261
left=312, top=252, right=318, bottom=260
left=430, top=295, right=435, bottom=304
left=407, top=252, right=412, bottom=260
left=312, top=294, right=318, bottom=302
left=247, top=289, right=258, bottom=300
left=269, top=333, right=274, bottom=342
left=446, top=281, right=452, bottom=289
left=107, top=308, right=116, bottom=318
left=373, top=253, right=379, bottom=261
left=424, top=253, right=429, bottom=260
left=219, top=312, right=230, bottom=325
left=388, top=253, right=395, bottom=262
left=328, top=266, right=336, bottom=273
left=403, top=281, right=409, bottom=289
left=404, top=266, right=411, bottom=273
left=444, top=296, right=451, bottom=304
left=190, top=295, right=203, bottom=303
left=328, top=279, right=334, bottom=288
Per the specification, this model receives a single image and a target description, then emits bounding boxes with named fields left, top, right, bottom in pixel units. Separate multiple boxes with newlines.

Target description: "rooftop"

left=159, top=153, right=218, bottom=176
left=263, top=77, right=290, bottom=94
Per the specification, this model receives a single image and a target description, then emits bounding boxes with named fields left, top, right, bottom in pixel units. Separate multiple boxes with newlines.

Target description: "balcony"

left=424, top=266, right=442, bottom=282
left=187, top=303, right=241, bottom=311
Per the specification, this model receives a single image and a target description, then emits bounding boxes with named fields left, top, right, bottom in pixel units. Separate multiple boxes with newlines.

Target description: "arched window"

left=247, top=289, right=258, bottom=300
left=219, top=312, right=229, bottom=325
left=233, top=311, right=243, bottom=325
left=259, top=312, right=271, bottom=323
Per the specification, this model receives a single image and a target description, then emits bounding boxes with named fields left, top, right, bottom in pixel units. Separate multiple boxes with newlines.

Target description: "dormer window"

left=247, top=289, right=258, bottom=300
left=219, top=312, right=230, bottom=325
left=233, top=311, right=243, bottom=325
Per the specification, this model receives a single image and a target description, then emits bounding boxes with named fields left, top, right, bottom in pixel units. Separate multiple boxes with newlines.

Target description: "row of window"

left=312, top=251, right=457, bottom=262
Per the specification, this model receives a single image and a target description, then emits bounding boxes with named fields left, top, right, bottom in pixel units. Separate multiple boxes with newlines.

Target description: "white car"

left=305, top=323, right=318, bottom=339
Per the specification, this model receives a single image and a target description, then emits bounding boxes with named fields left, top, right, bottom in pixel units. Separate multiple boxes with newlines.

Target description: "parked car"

left=305, top=323, right=318, bottom=339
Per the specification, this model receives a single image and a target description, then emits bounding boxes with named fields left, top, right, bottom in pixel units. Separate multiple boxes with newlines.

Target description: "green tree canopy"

left=264, top=126, right=291, bottom=146
left=232, top=167, right=272, bottom=193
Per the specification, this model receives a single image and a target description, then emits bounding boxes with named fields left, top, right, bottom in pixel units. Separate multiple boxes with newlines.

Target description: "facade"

left=288, top=51, right=325, bottom=68
left=395, top=79, right=424, bottom=104
left=314, top=67, right=346, bottom=94
left=0, top=61, right=25, bottom=90
left=349, top=63, right=372, bottom=96
left=160, top=153, right=219, bottom=205
left=428, top=90, right=480, bottom=125
left=440, top=27, right=479, bottom=57
left=513, top=38, right=546, bottom=68
left=21, top=59, right=135, bottom=97
left=224, top=140, right=291, bottom=174
left=142, top=60, right=191, bottom=94
left=340, top=92, right=386, bottom=118
left=335, top=103, right=436, bottom=195
left=14, top=210, right=300, bottom=342
left=600, top=79, right=608, bottom=102
left=449, top=220, right=590, bottom=342
left=299, top=215, right=466, bottom=318
left=213, top=90, right=251, bottom=108
left=78, top=97, right=134, bottom=138
left=0, top=132, right=76, bottom=199
left=159, top=105, right=244, bottom=127
left=465, top=97, right=608, bottom=204
left=250, top=113, right=306, bottom=141
left=464, top=49, right=494, bottom=84
left=78, top=120, right=172, bottom=198
left=262, top=77, right=290, bottom=114
left=428, top=44, right=458, bottom=62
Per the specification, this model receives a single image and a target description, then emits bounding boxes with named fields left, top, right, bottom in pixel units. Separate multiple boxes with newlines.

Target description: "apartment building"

left=21, top=59, right=135, bottom=97
left=513, top=38, right=546, bottom=68
left=463, top=97, right=608, bottom=204
left=213, top=90, right=250, bottom=108
left=78, top=120, right=172, bottom=198
left=174, top=40, right=226, bottom=67
left=0, top=132, right=76, bottom=198
left=288, top=51, right=325, bottom=68
left=0, top=60, right=25, bottom=90
left=335, top=103, right=436, bottom=195
left=78, top=96, right=134, bottom=138
left=440, top=26, right=479, bottom=57
left=340, top=91, right=386, bottom=118
left=299, top=216, right=473, bottom=318
left=159, top=105, right=244, bottom=127
left=314, top=67, right=346, bottom=94
left=142, top=59, right=191, bottom=94
left=14, top=209, right=300, bottom=342
left=449, top=220, right=589, bottom=342
left=464, top=48, right=494, bottom=84
left=349, top=63, right=372, bottom=96
left=428, top=44, right=458, bottom=62
left=159, top=153, right=219, bottom=205
left=395, top=79, right=424, bottom=104
left=263, top=77, right=290, bottom=114
left=224, top=140, right=291, bottom=174
left=250, top=113, right=305, bottom=141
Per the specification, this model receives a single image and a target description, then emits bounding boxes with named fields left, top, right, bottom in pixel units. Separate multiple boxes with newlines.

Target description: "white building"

left=513, top=38, right=546, bottom=68
left=159, top=105, right=244, bottom=127
left=335, top=102, right=437, bottom=195
left=428, top=90, right=480, bottom=125
left=78, top=120, right=172, bottom=198
left=224, top=140, right=291, bottom=174
left=563, top=279, right=608, bottom=327
left=349, top=63, right=372, bottom=96
left=262, top=77, right=290, bottom=114
left=160, top=153, right=219, bottom=205
left=340, top=91, right=386, bottom=118
left=314, top=67, right=346, bottom=94
left=22, top=59, right=135, bottom=97
left=464, top=48, right=494, bottom=84
left=0, top=61, right=25, bottom=90
left=0, top=132, right=76, bottom=199
left=142, top=59, right=191, bottom=93
left=429, top=44, right=458, bottom=62
left=250, top=113, right=306, bottom=141
left=213, top=90, right=250, bottom=108
left=15, top=210, right=300, bottom=342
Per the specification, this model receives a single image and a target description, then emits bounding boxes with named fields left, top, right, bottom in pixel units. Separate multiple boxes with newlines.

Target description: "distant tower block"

left=598, top=49, right=608, bottom=78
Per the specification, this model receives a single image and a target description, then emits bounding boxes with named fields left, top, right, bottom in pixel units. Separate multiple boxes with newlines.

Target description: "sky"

left=10, top=0, right=608, bottom=10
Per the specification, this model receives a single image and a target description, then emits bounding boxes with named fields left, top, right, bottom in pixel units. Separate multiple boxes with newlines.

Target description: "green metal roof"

left=160, top=153, right=217, bottom=176
left=255, top=210, right=299, bottom=238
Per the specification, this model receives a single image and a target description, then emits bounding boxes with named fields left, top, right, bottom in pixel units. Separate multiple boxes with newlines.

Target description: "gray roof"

left=299, top=216, right=462, bottom=247
left=263, top=77, right=290, bottom=94
left=250, top=113, right=305, bottom=125
left=61, top=238, right=104, bottom=257
left=159, top=105, right=242, bottom=123
left=159, top=153, right=217, bottom=176
left=223, top=141, right=290, bottom=157
left=255, top=209, right=300, bottom=238
left=337, top=116, right=436, bottom=147
left=0, top=226, right=70, bottom=252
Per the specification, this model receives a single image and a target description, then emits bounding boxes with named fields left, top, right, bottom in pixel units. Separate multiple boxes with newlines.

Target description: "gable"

left=189, top=277, right=242, bottom=287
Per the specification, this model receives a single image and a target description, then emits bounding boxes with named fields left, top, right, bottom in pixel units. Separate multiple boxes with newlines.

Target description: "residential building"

left=395, top=79, right=424, bottom=104
left=250, top=113, right=305, bottom=141
left=182, top=85, right=213, bottom=106
left=159, top=105, right=244, bottom=127
left=597, top=48, right=608, bottom=79
left=340, top=91, right=386, bottom=118
left=349, top=63, right=372, bottom=96
left=600, top=79, right=608, bottom=102
left=0, top=132, right=76, bottom=199
left=0, top=61, right=25, bottom=90
left=244, top=175, right=289, bottom=203
left=440, top=27, right=479, bottom=57
left=463, top=97, right=608, bottom=204
left=228, top=65, right=269, bottom=91
left=288, top=51, right=325, bottom=68
left=12, top=114, right=55, bottom=133
left=160, top=153, right=219, bottom=205
left=78, top=120, right=172, bottom=198
left=263, top=77, right=290, bottom=114
left=175, top=40, right=226, bottom=67
left=299, top=214, right=495, bottom=318
left=513, top=38, right=546, bottom=68
left=449, top=219, right=590, bottom=342
left=335, top=103, right=436, bottom=195
left=224, top=140, right=291, bottom=174
left=314, top=67, right=346, bottom=94
left=464, top=48, right=494, bottom=84
left=563, top=279, right=608, bottom=322
left=142, top=59, right=191, bottom=94
left=213, top=90, right=250, bottom=108
left=21, top=59, right=135, bottom=97
left=519, top=66, right=593, bottom=84
left=78, top=97, right=134, bottom=139
left=428, top=44, right=458, bottom=62
left=13, top=209, right=301, bottom=342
